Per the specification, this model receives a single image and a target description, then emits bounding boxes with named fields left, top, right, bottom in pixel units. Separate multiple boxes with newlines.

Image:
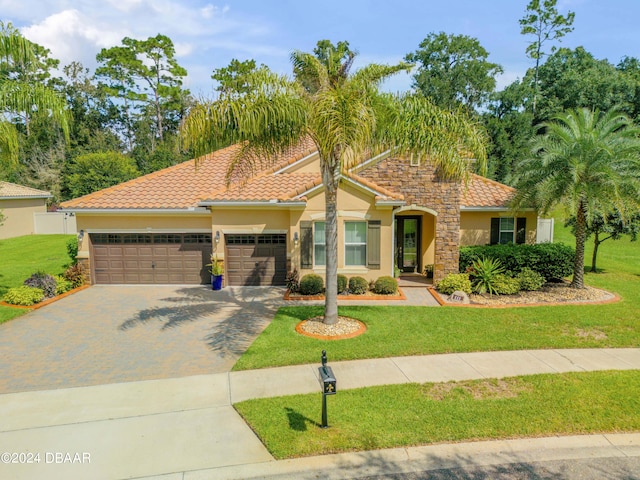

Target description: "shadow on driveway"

left=0, top=286, right=284, bottom=394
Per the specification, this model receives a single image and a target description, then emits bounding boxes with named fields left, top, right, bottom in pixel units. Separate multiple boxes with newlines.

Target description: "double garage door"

left=91, top=232, right=287, bottom=286
left=91, top=233, right=212, bottom=284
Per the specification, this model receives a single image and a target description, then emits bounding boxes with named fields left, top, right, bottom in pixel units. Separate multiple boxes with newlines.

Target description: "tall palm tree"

left=0, top=23, right=68, bottom=165
left=181, top=42, right=487, bottom=324
left=511, top=108, right=640, bottom=288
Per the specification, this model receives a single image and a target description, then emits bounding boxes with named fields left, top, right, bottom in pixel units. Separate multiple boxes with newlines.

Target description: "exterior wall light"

left=294, top=231, right=299, bottom=246
left=78, top=229, right=85, bottom=241
left=215, top=231, right=220, bottom=244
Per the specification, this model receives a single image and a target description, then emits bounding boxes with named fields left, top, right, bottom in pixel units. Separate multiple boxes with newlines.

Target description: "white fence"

left=536, top=217, right=554, bottom=243
left=34, top=212, right=77, bottom=235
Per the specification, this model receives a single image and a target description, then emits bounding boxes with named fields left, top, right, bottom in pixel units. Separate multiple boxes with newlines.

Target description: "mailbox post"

left=318, top=350, right=336, bottom=428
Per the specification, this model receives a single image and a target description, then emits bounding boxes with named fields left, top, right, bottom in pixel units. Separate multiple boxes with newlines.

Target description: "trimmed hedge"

left=492, top=274, right=520, bottom=295
left=348, top=276, right=368, bottom=295
left=459, top=243, right=574, bottom=281
left=373, top=276, right=398, bottom=295
left=299, top=274, right=324, bottom=296
left=337, top=274, right=348, bottom=294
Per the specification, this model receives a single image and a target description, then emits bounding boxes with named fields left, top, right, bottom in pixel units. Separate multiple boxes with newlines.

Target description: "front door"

left=396, top=216, right=421, bottom=273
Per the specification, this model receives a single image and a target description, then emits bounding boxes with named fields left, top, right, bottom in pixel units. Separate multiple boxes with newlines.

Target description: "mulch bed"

left=430, top=282, right=619, bottom=308
left=0, top=285, right=90, bottom=310
left=296, top=316, right=367, bottom=340
left=284, top=289, right=406, bottom=301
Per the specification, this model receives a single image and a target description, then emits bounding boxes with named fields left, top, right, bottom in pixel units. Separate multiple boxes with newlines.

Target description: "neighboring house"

left=60, top=140, right=537, bottom=286
left=0, top=182, right=52, bottom=240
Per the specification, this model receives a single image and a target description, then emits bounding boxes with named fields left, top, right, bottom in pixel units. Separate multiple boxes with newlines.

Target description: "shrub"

left=55, top=275, right=74, bottom=295
left=373, top=276, right=398, bottom=295
left=299, top=274, right=324, bottom=296
left=285, top=269, right=300, bottom=293
left=436, top=273, right=472, bottom=295
left=469, top=257, right=504, bottom=295
left=337, top=274, right=348, bottom=294
left=349, top=276, right=369, bottom=295
left=24, top=271, right=57, bottom=298
left=66, top=238, right=79, bottom=265
left=459, top=243, right=574, bottom=281
left=492, top=274, right=521, bottom=295
left=3, top=286, right=44, bottom=306
left=517, top=267, right=546, bottom=291
left=64, top=264, right=86, bottom=288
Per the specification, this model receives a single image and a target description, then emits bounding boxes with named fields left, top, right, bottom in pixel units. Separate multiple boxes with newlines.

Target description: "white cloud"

left=21, top=9, right=128, bottom=70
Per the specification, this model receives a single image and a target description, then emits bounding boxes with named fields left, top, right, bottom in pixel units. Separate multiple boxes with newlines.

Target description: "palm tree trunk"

left=591, top=231, right=600, bottom=273
left=571, top=200, right=587, bottom=288
left=322, top=159, right=339, bottom=325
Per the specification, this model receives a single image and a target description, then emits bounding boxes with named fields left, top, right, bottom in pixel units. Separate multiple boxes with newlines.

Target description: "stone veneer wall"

left=358, top=157, right=461, bottom=283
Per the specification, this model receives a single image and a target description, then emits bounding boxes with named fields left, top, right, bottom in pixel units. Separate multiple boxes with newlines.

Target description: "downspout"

left=391, top=207, right=397, bottom=276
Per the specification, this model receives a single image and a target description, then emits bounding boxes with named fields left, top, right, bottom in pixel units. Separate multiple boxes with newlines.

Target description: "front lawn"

left=233, top=222, right=639, bottom=371
left=0, top=234, right=74, bottom=324
left=235, top=370, right=640, bottom=459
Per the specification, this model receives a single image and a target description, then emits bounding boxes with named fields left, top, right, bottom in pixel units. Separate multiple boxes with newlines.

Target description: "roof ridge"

left=345, top=171, right=405, bottom=200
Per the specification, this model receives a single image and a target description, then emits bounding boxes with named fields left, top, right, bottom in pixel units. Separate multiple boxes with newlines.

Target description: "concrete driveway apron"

left=0, top=286, right=284, bottom=394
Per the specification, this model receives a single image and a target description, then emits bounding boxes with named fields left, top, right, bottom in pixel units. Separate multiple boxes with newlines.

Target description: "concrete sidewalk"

left=1, top=348, right=639, bottom=480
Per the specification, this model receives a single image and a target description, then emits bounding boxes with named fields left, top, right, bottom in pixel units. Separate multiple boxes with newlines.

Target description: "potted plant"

left=208, top=254, right=224, bottom=290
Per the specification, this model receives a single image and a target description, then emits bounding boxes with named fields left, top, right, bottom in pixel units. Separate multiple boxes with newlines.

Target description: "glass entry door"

left=396, top=216, right=421, bottom=273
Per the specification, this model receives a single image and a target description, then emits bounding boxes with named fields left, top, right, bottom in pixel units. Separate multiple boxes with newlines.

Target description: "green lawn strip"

left=234, top=223, right=639, bottom=371
left=233, top=298, right=639, bottom=370
left=0, top=305, right=27, bottom=325
left=0, top=234, right=75, bottom=323
left=234, top=370, right=640, bottom=459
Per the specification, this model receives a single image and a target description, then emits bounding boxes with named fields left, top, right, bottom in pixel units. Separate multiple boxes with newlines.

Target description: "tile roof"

left=461, top=174, right=515, bottom=208
left=0, top=182, right=51, bottom=199
left=60, top=138, right=514, bottom=210
left=60, top=139, right=317, bottom=210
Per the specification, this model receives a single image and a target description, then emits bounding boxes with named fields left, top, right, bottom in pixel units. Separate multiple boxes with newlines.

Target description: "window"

left=345, top=221, right=366, bottom=266
left=491, top=217, right=527, bottom=245
left=314, top=222, right=326, bottom=266
left=499, top=217, right=515, bottom=244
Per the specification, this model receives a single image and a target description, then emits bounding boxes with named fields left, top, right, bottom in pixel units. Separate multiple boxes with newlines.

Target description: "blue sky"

left=2, top=0, right=638, bottom=96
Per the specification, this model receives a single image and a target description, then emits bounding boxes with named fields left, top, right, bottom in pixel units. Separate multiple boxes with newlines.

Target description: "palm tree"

left=181, top=42, right=487, bottom=324
left=0, top=22, right=68, bottom=165
left=511, top=108, right=640, bottom=288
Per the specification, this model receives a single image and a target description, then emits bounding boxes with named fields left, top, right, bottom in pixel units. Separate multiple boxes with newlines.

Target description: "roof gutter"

left=59, top=207, right=210, bottom=215
left=460, top=206, right=536, bottom=212
left=1, top=195, right=52, bottom=200
left=198, top=200, right=307, bottom=208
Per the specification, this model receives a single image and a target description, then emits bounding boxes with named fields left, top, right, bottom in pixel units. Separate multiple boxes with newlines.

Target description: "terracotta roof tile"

left=205, top=173, right=322, bottom=202
left=461, top=174, right=515, bottom=208
left=60, top=139, right=317, bottom=210
left=0, top=181, right=51, bottom=198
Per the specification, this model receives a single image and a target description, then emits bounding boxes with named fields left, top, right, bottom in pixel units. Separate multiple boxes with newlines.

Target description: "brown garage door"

left=91, top=233, right=212, bottom=284
left=225, top=234, right=287, bottom=286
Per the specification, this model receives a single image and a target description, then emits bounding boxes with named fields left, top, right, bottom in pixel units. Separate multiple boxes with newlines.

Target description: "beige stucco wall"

left=75, top=213, right=212, bottom=256
left=295, top=182, right=394, bottom=281
left=460, top=211, right=538, bottom=245
left=0, top=198, right=47, bottom=239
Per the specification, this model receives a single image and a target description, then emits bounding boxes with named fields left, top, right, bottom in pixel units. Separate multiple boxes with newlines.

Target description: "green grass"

left=0, top=234, right=74, bottom=324
left=235, top=370, right=640, bottom=459
left=233, top=221, right=640, bottom=371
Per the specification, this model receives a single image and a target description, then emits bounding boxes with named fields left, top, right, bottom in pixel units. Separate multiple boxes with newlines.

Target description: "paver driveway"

left=0, top=285, right=284, bottom=394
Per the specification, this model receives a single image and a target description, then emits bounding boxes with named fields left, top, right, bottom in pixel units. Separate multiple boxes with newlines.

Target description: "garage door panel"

left=91, top=234, right=211, bottom=285
left=225, top=235, right=286, bottom=286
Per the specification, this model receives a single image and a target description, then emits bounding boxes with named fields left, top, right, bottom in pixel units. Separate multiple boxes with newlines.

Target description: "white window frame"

left=314, top=221, right=326, bottom=266
left=344, top=221, right=367, bottom=267
left=499, top=217, right=515, bottom=244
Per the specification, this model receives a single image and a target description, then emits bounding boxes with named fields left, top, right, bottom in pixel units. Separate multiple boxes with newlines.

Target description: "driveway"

left=0, top=285, right=284, bottom=394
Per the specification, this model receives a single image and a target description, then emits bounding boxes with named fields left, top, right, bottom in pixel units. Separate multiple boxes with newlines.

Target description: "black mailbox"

left=319, top=365, right=336, bottom=395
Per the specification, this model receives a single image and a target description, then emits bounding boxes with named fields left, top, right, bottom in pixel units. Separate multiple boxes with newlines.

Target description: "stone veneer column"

left=357, top=157, right=461, bottom=284
left=76, top=257, right=92, bottom=285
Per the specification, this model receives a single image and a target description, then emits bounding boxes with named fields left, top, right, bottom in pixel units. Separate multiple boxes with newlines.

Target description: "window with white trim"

left=314, top=222, right=326, bottom=266
left=345, top=221, right=367, bottom=266
left=499, top=217, right=515, bottom=244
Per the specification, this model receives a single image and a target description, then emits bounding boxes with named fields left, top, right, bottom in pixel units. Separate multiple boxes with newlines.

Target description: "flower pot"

left=212, top=274, right=223, bottom=290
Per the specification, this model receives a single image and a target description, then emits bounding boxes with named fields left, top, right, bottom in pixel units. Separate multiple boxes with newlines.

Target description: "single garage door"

left=91, top=233, right=212, bottom=284
left=225, top=234, right=287, bottom=286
